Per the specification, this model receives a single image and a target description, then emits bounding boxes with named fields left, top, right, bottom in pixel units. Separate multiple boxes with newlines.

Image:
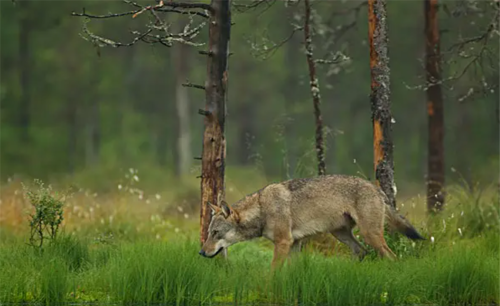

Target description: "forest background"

left=0, top=0, right=498, bottom=219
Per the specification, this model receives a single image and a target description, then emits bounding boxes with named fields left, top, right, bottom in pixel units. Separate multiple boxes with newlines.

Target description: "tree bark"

left=304, top=0, right=326, bottom=176
left=425, top=0, right=445, bottom=213
left=368, top=0, right=396, bottom=208
left=18, top=0, right=31, bottom=143
left=200, top=0, right=231, bottom=245
left=173, top=19, right=192, bottom=177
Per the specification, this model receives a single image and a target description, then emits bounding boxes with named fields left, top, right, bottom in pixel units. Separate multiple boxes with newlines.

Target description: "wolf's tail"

left=377, top=188, right=425, bottom=240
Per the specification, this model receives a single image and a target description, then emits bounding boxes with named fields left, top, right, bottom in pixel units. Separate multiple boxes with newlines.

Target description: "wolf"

left=199, top=175, right=424, bottom=267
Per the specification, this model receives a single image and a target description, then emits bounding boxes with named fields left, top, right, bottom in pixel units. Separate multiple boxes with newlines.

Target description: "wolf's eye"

left=211, top=230, right=218, bottom=237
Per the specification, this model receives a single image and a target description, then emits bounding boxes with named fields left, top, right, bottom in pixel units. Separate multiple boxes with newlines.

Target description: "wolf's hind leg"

left=357, top=220, right=397, bottom=260
left=360, top=231, right=397, bottom=260
left=355, top=197, right=397, bottom=260
left=332, top=228, right=367, bottom=260
left=291, top=239, right=303, bottom=253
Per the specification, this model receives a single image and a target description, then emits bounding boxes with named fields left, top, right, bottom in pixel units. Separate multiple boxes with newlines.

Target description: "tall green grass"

left=0, top=233, right=498, bottom=305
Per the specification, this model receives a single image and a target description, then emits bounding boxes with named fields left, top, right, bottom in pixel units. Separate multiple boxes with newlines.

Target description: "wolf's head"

left=199, top=201, right=245, bottom=258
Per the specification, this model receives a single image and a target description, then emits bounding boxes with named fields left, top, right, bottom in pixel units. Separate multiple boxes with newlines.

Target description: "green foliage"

left=22, top=179, right=69, bottom=249
left=0, top=0, right=497, bottom=190
left=47, top=235, right=91, bottom=271
left=0, top=236, right=497, bottom=305
left=427, top=183, right=499, bottom=242
left=0, top=182, right=498, bottom=305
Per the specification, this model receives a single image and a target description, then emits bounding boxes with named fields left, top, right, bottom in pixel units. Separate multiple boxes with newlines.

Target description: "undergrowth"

left=0, top=233, right=498, bottom=305
left=0, top=178, right=498, bottom=305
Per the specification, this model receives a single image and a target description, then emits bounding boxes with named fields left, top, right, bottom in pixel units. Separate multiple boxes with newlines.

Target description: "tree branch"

left=71, top=0, right=211, bottom=20
left=79, top=19, right=154, bottom=48
left=250, top=25, right=303, bottom=60
left=405, top=2, right=499, bottom=100
left=124, top=0, right=210, bottom=19
left=183, top=81, right=206, bottom=90
left=71, top=7, right=138, bottom=19
left=232, top=0, right=276, bottom=14
left=128, top=0, right=213, bottom=14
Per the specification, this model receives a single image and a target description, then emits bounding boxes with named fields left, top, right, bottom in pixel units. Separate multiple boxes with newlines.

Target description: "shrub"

left=22, top=179, right=70, bottom=249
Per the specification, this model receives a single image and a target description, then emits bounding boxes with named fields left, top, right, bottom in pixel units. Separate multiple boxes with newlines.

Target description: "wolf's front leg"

left=271, top=237, right=293, bottom=269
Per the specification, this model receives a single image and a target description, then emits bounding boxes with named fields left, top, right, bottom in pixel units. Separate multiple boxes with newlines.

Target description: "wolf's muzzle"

left=199, top=247, right=223, bottom=258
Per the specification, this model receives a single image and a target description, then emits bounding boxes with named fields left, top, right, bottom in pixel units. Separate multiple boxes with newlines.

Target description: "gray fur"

left=200, top=174, right=424, bottom=267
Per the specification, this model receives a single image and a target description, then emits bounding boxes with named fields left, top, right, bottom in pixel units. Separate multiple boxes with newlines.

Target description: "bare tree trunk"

left=304, top=0, right=326, bottom=176
left=173, top=19, right=192, bottom=177
left=200, top=0, right=231, bottom=245
left=368, top=0, right=396, bottom=208
left=425, top=0, right=445, bottom=213
left=18, top=0, right=31, bottom=143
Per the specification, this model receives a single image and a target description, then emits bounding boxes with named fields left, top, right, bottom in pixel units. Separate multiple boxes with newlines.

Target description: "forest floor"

left=0, top=173, right=498, bottom=305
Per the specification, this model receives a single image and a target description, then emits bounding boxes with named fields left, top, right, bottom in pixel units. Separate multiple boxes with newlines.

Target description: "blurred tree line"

left=0, top=0, right=498, bottom=192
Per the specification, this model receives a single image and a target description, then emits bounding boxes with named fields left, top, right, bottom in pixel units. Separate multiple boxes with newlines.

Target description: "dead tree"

left=303, top=0, right=326, bottom=176
left=72, top=0, right=231, bottom=245
left=424, top=0, right=445, bottom=213
left=405, top=1, right=499, bottom=210
left=199, top=0, right=231, bottom=245
left=368, top=0, right=396, bottom=208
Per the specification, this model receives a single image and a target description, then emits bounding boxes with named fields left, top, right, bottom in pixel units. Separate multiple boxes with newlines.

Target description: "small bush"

left=22, top=179, right=70, bottom=249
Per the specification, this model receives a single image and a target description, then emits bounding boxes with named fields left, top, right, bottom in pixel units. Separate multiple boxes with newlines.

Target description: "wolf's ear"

left=220, top=200, right=231, bottom=218
left=221, top=200, right=240, bottom=223
left=208, top=201, right=221, bottom=215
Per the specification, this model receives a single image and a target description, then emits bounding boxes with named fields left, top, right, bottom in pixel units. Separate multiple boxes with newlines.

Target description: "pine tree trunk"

left=200, top=0, right=231, bottom=245
left=425, top=0, right=445, bottom=213
left=304, top=0, right=326, bottom=176
left=368, top=0, right=396, bottom=208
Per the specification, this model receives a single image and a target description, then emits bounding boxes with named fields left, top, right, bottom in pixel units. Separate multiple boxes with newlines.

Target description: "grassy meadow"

left=0, top=168, right=499, bottom=305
